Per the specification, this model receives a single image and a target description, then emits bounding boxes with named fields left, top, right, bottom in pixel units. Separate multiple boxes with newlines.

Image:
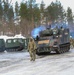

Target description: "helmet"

left=30, top=37, right=33, bottom=39
left=29, top=37, right=33, bottom=41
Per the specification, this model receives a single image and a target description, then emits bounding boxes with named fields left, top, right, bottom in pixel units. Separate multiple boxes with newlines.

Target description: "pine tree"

left=15, top=1, right=19, bottom=17
left=46, top=0, right=65, bottom=23
left=67, top=7, right=73, bottom=25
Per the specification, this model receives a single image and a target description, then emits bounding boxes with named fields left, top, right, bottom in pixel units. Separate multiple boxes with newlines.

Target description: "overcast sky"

left=11, top=0, right=74, bottom=13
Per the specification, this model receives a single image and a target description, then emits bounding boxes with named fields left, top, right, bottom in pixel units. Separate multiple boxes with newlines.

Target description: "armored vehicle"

left=0, top=39, right=5, bottom=52
left=24, top=38, right=29, bottom=49
left=35, top=26, right=70, bottom=55
left=5, top=38, right=25, bottom=52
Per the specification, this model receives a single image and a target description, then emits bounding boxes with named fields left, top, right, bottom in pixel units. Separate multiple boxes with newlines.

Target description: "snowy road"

left=0, top=49, right=74, bottom=75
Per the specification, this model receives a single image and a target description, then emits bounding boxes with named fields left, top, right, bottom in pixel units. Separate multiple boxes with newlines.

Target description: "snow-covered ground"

left=0, top=49, right=74, bottom=75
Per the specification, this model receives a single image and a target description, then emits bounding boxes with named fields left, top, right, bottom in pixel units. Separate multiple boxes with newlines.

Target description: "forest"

left=0, top=0, right=74, bottom=37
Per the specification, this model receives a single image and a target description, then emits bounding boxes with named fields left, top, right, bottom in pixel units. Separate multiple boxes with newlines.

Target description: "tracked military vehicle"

left=5, top=38, right=25, bottom=52
left=0, top=39, right=5, bottom=52
left=35, top=26, right=70, bottom=55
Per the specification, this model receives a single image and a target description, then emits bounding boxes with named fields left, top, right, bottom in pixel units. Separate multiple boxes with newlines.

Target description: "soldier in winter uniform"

left=28, top=37, right=37, bottom=61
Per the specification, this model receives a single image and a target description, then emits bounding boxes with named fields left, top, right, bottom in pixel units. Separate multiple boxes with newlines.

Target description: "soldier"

left=28, top=37, right=37, bottom=61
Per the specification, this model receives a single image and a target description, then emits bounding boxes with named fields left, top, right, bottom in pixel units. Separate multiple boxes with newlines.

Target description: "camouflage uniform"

left=28, top=38, right=37, bottom=61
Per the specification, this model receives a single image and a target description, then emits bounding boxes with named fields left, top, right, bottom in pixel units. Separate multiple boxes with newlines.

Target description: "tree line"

left=0, top=0, right=73, bottom=36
